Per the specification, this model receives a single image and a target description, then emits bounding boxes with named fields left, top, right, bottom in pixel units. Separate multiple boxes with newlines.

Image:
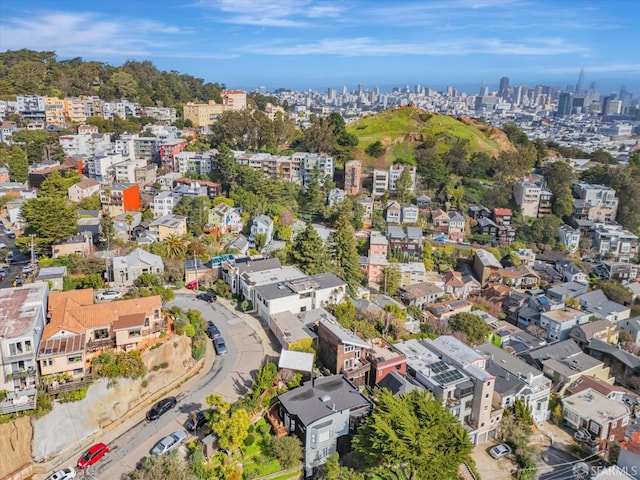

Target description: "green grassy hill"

left=347, top=106, right=514, bottom=168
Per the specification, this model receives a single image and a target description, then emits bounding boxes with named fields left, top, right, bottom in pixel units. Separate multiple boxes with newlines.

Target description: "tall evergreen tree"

left=290, top=224, right=329, bottom=275
left=353, top=389, right=472, bottom=480
left=331, top=212, right=365, bottom=296
left=1, top=146, right=29, bottom=183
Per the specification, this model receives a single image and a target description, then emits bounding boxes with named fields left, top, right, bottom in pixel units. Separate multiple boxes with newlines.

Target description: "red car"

left=77, top=442, right=109, bottom=469
left=185, top=280, right=204, bottom=290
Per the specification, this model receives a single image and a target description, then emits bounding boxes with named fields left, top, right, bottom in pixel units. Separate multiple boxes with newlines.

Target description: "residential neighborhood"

left=1, top=47, right=640, bottom=480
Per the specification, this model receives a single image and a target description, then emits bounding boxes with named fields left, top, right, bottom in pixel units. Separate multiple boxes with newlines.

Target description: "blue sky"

left=1, top=0, right=639, bottom=94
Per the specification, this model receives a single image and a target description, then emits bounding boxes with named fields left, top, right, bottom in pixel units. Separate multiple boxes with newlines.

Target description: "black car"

left=197, top=292, right=217, bottom=303
left=206, top=321, right=221, bottom=339
left=185, top=411, right=208, bottom=432
left=146, top=396, right=177, bottom=421
left=6, top=231, right=16, bottom=239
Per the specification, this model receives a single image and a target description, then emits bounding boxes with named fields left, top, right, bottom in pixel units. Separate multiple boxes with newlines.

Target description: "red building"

left=364, top=338, right=407, bottom=387
left=100, top=183, right=140, bottom=216
left=159, top=141, right=186, bottom=171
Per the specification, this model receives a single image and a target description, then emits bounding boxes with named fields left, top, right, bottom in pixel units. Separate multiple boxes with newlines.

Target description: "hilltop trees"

left=19, top=196, right=78, bottom=248
left=0, top=145, right=29, bottom=183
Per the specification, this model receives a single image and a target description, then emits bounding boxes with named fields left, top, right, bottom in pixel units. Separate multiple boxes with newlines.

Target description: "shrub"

left=244, top=433, right=256, bottom=446
left=191, top=336, right=207, bottom=361
left=57, top=386, right=88, bottom=403
left=270, top=436, right=303, bottom=468
left=34, top=390, right=53, bottom=418
left=92, top=350, right=147, bottom=379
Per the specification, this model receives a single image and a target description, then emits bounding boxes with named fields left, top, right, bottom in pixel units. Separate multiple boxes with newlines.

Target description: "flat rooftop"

left=563, top=387, right=629, bottom=423
left=0, top=284, right=48, bottom=339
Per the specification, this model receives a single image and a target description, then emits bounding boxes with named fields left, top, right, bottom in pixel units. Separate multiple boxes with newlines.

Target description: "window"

left=94, top=329, right=109, bottom=340
left=344, top=345, right=355, bottom=353
left=129, top=329, right=141, bottom=337
left=154, top=309, right=160, bottom=319
left=68, top=355, right=82, bottom=363
left=622, top=417, right=629, bottom=427
left=24, top=340, right=32, bottom=352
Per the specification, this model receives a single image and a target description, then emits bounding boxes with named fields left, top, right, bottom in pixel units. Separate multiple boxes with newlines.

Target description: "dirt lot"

left=0, top=416, right=33, bottom=478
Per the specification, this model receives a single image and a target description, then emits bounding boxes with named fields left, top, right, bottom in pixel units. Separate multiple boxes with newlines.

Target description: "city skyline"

left=1, top=0, right=639, bottom=94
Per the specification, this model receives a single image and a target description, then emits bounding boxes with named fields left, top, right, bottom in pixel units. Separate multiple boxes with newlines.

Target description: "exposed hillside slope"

left=347, top=106, right=515, bottom=168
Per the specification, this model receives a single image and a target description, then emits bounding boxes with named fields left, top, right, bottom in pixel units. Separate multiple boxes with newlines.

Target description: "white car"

left=151, top=430, right=187, bottom=455
left=489, top=443, right=512, bottom=459
left=46, top=467, right=76, bottom=480
left=97, top=290, right=122, bottom=301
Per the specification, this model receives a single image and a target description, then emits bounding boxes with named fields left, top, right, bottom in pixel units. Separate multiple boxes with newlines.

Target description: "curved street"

left=64, top=292, right=277, bottom=480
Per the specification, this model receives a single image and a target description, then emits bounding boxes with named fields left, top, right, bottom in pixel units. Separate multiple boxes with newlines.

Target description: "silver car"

left=489, top=443, right=511, bottom=459
left=46, top=467, right=76, bottom=480
left=151, top=430, right=187, bottom=455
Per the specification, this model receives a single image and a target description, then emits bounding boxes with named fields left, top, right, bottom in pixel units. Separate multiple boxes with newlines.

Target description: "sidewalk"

left=33, top=337, right=216, bottom=478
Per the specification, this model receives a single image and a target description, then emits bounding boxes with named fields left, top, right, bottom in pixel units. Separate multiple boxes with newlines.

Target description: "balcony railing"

left=86, top=337, right=116, bottom=352
left=6, top=367, right=37, bottom=381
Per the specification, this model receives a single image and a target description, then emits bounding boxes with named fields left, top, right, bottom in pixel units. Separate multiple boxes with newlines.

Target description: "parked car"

left=185, top=411, right=208, bottom=432
left=97, top=290, right=122, bottom=301
left=6, top=251, right=13, bottom=262
left=186, top=280, right=205, bottom=290
left=6, top=231, right=16, bottom=239
left=206, top=321, right=221, bottom=339
left=197, top=292, right=217, bottom=303
left=146, top=396, right=177, bottom=421
left=0, top=243, right=7, bottom=250
left=46, top=467, right=76, bottom=480
left=151, top=430, right=187, bottom=455
left=214, top=336, right=228, bottom=355
left=13, top=276, right=22, bottom=286
left=77, top=443, right=109, bottom=469
left=22, top=264, right=32, bottom=275
left=0, top=265, right=8, bottom=276
left=489, top=443, right=512, bottom=459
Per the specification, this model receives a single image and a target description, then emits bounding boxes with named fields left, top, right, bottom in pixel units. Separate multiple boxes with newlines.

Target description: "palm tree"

left=162, top=235, right=187, bottom=259
left=125, top=214, right=134, bottom=240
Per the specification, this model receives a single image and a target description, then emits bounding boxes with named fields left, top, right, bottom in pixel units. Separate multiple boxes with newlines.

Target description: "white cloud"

left=0, top=11, right=184, bottom=58
left=239, top=36, right=588, bottom=57
left=195, top=0, right=343, bottom=27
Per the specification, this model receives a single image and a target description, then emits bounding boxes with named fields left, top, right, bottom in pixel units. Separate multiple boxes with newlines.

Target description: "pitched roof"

left=43, top=290, right=162, bottom=339
left=278, top=375, right=372, bottom=427
left=38, top=334, right=86, bottom=357
left=72, top=179, right=100, bottom=190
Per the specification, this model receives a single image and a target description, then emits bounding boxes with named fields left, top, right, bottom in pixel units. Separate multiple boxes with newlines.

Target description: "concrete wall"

left=31, top=335, right=194, bottom=462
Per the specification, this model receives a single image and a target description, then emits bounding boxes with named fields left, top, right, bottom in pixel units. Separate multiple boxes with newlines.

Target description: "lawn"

left=240, top=417, right=283, bottom=479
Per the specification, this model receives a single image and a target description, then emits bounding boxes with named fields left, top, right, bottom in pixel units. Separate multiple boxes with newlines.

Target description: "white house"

left=250, top=215, right=274, bottom=247
left=401, top=204, right=419, bottom=224
left=559, top=224, right=581, bottom=253
left=152, top=191, right=181, bottom=218
left=254, top=273, right=347, bottom=323
left=68, top=179, right=100, bottom=203
left=0, top=283, right=49, bottom=414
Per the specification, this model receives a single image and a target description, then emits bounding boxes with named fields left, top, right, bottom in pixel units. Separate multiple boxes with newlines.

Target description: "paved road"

left=0, top=227, right=32, bottom=289
left=536, top=446, right=601, bottom=480
left=82, top=294, right=270, bottom=479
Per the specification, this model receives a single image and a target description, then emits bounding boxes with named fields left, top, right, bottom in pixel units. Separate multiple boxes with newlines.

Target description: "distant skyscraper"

left=575, top=68, right=585, bottom=94
left=557, top=93, right=573, bottom=116
left=499, top=76, right=510, bottom=99
left=479, top=81, right=486, bottom=96
left=327, top=88, right=336, bottom=101
left=342, top=85, right=347, bottom=95
left=619, top=85, right=632, bottom=111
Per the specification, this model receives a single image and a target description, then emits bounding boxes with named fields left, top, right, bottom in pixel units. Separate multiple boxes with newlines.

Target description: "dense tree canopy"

left=353, top=389, right=472, bottom=480
left=20, top=196, right=78, bottom=247
left=290, top=224, right=330, bottom=275
left=0, top=49, right=224, bottom=106
left=448, top=313, right=492, bottom=346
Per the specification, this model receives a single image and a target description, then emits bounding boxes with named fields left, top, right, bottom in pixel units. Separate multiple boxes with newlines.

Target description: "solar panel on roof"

left=431, top=360, right=448, bottom=373
left=434, top=369, right=464, bottom=385
left=449, top=300, right=468, bottom=308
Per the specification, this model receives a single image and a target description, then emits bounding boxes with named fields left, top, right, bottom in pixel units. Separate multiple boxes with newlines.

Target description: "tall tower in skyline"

left=575, top=68, right=585, bottom=94
left=499, top=76, right=509, bottom=91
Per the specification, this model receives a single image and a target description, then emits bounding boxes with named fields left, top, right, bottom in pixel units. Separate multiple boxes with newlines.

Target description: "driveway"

left=68, top=293, right=274, bottom=479
left=471, top=442, right=517, bottom=480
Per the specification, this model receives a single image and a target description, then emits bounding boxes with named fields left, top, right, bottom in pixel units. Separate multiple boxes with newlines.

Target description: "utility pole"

left=30, top=234, right=35, bottom=268
left=193, top=252, right=198, bottom=288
